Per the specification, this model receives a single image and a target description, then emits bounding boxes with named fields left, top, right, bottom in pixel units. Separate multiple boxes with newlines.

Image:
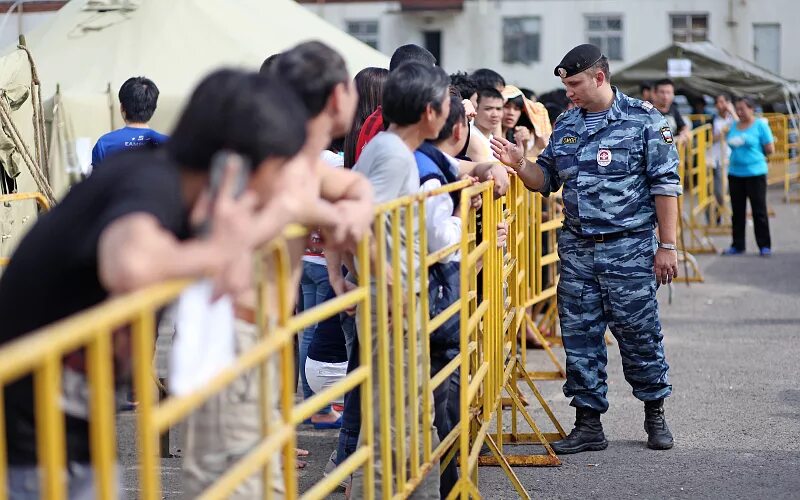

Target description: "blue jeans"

left=335, top=311, right=361, bottom=465
left=299, top=260, right=332, bottom=415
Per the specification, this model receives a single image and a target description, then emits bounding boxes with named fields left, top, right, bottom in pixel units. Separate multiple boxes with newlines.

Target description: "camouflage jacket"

left=536, top=88, right=682, bottom=235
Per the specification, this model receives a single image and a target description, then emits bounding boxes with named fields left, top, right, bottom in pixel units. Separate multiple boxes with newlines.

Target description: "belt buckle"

left=592, top=234, right=605, bottom=243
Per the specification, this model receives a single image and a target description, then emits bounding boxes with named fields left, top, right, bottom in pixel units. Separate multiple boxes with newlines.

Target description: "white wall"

left=302, top=0, right=800, bottom=95
left=0, top=11, right=56, bottom=50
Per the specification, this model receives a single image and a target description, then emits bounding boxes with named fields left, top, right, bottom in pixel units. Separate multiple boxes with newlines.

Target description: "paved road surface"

left=122, top=190, right=799, bottom=499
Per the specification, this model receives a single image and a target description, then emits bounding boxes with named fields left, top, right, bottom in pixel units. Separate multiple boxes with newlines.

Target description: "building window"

left=502, top=17, right=541, bottom=64
left=670, top=13, right=708, bottom=42
left=585, top=15, right=623, bottom=61
left=346, top=20, right=379, bottom=50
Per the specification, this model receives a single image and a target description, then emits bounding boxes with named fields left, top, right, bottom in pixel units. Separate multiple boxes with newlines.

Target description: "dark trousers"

left=729, top=174, right=771, bottom=251
left=431, top=356, right=460, bottom=498
left=335, top=313, right=360, bottom=465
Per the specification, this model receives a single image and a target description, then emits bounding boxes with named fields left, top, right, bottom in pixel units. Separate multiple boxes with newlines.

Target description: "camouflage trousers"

left=556, top=228, right=672, bottom=413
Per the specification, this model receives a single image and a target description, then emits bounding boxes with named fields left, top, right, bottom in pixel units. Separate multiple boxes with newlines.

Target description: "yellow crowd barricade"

left=764, top=113, right=800, bottom=202
left=677, top=123, right=717, bottom=256
left=0, top=172, right=573, bottom=499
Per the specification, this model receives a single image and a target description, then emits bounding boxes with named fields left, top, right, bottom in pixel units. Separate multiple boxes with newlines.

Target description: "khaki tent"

left=4, top=0, right=389, bottom=196
left=0, top=47, right=51, bottom=262
left=614, top=42, right=800, bottom=104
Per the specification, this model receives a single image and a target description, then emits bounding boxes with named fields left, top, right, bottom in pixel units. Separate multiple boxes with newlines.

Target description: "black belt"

left=565, top=225, right=651, bottom=243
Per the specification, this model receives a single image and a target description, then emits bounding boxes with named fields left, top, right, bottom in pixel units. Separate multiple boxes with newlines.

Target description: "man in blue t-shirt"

left=91, top=77, right=169, bottom=169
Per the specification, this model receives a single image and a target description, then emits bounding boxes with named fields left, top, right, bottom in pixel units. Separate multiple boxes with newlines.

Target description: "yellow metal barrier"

left=0, top=173, right=571, bottom=498
left=764, top=113, right=800, bottom=202
left=678, top=124, right=717, bottom=256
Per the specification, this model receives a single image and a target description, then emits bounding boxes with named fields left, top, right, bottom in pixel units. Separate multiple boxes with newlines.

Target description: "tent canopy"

left=2, top=0, right=389, bottom=195
left=0, top=49, right=44, bottom=259
left=614, top=42, right=800, bottom=102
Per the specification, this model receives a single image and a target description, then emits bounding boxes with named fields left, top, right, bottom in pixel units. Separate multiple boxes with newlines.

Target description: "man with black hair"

left=653, top=78, right=690, bottom=144
left=354, top=44, right=437, bottom=162
left=181, top=42, right=375, bottom=498
left=470, top=68, right=505, bottom=93
left=0, top=69, right=315, bottom=499
left=390, top=43, right=437, bottom=71
left=91, top=76, right=168, bottom=168
left=450, top=70, right=478, bottom=109
left=348, top=60, right=450, bottom=499
left=640, top=81, right=653, bottom=103
left=267, top=41, right=373, bottom=431
left=470, top=87, right=505, bottom=161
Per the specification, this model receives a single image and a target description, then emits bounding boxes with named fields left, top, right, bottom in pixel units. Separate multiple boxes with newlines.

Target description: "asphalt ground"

left=477, top=188, right=800, bottom=499
left=121, top=188, right=800, bottom=499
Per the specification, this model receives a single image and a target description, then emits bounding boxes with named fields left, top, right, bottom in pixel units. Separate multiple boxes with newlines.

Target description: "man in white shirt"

left=469, top=87, right=505, bottom=162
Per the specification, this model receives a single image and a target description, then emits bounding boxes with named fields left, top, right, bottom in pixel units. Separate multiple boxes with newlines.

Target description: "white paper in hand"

left=169, top=280, right=235, bottom=396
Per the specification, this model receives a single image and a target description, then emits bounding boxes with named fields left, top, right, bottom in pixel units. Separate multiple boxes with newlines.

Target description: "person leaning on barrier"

left=0, top=69, right=310, bottom=499
left=181, top=42, right=375, bottom=499
left=492, top=43, right=681, bottom=454
left=345, top=60, right=452, bottom=499
left=268, top=41, right=374, bottom=429
left=415, top=94, right=508, bottom=498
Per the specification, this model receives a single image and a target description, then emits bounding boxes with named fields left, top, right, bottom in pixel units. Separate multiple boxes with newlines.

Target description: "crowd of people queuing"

left=0, top=33, right=779, bottom=499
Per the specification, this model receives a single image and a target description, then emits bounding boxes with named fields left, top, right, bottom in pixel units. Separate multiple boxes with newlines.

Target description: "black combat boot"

left=644, top=399, right=674, bottom=450
left=549, top=407, right=608, bottom=454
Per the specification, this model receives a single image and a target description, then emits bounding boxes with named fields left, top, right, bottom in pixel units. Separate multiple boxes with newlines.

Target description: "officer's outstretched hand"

left=490, top=137, right=524, bottom=169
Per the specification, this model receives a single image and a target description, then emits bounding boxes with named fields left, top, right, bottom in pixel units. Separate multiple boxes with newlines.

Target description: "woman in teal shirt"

left=723, top=97, right=775, bottom=256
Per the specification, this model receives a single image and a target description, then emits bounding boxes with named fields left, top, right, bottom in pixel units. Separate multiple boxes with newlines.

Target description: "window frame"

left=584, top=13, right=624, bottom=61
left=345, top=19, right=380, bottom=50
left=669, top=13, right=709, bottom=43
left=502, top=16, right=542, bottom=65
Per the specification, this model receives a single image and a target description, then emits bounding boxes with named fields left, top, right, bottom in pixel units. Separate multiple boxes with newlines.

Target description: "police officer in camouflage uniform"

left=492, top=44, right=680, bottom=453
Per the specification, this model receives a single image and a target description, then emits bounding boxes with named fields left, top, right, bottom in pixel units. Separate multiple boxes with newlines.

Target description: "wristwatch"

left=658, top=242, right=677, bottom=251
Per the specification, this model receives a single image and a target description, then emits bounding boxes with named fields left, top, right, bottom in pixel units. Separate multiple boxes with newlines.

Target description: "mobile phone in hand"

left=196, top=150, right=251, bottom=235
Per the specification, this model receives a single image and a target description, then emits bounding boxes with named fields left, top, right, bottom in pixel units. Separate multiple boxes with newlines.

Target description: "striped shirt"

left=584, top=110, right=608, bottom=132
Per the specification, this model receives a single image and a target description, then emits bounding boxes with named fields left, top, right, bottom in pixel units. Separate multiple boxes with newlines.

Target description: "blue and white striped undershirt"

left=583, top=110, right=608, bottom=132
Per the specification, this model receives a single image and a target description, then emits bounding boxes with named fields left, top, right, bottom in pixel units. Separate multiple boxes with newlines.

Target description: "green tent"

left=614, top=41, right=800, bottom=104
left=2, top=0, right=390, bottom=196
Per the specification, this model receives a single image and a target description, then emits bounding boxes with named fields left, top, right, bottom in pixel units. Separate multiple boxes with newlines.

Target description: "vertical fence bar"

left=374, top=212, right=394, bottom=499
left=274, top=242, right=298, bottom=500
left=357, top=234, right=375, bottom=500
left=389, top=206, right=406, bottom=493
left=406, top=201, right=420, bottom=479
left=255, top=254, right=274, bottom=500
left=133, top=311, right=159, bottom=500
left=87, top=329, right=118, bottom=500
left=418, top=196, right=433, bottom=465
left=458, top=189, right=471, bottom=500
left=34, top=356, right=66, bottom=500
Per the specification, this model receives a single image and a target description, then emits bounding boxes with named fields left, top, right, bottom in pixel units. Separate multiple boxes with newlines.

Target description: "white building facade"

left=299, top=0, right=799, bottom=94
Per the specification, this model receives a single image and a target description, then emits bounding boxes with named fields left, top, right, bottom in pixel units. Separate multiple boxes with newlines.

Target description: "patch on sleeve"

left=641, top=100, right=654, bottom=111
left=561, top=136, right=578, bottom=144
left=660, top=126, right=674, bottom=144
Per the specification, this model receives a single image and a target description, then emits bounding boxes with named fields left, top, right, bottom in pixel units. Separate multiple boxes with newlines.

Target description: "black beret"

left=554, top=44, right=603, bottom=78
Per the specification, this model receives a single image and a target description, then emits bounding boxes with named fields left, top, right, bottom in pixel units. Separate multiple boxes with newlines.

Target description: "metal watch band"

left=658, top=242, right=677, bottom=251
